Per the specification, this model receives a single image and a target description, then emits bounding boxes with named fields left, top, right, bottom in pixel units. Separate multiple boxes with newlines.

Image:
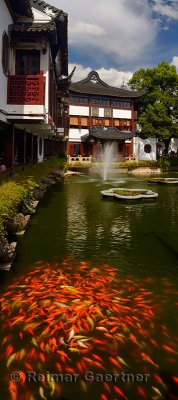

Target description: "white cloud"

left=70, top=22, right=106, bottom=38
left=171, top=56, right=178, bottom=71
left=152, top=0, right=178, bottom=20
left=48, top=0, right=159, bottom=66
left=69, top=63, right=133, bottom=87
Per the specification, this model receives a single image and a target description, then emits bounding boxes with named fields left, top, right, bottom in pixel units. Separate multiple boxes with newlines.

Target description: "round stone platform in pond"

left=147, top=177, right=178, bottom=184
left=101, top=188, right=158, bottom=201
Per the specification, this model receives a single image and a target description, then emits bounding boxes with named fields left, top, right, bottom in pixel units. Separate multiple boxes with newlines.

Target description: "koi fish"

left=141, top=352, right=159, bottom=368
left=137, top=386, right=147, bottom=398
left=7, top=352, right=16, bottom=368
left=113, top=385, right=127, bottom=398
left=109, top=356, right=121, bottom=369
left=100, top=394, right=108, bottom=400
left=117, top=356, right=129, bottom=367
left=162, top=345, right=178, bottom=354
left=9, top=381, right=17, bottom=400
left=39, top=386, right=47, bottom=400
left=152, top=386, right=164, bottom=398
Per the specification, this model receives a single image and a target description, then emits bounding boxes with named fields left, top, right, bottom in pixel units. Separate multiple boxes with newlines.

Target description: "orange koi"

left=110, top=326, right=118, bottom=333
left=113, top=385, right=126, bottom=398
left=65, top=367, right=76, bottom=374
left=57, top=350, right=70, bottom=360
left=109, top=356, right=121, bottom=369
left=92, top=353, right=103, bottom=362
left=11, top=316, right=24, bottom=326
left=39, top=353, right=45, bottom=362
left=9, top=380, right=17, bottom=400
left=150, top=338, right=159, bottom=348
left=104, top=333, right=115, bottom=340
left=129, top=333, right=140, bottom=346
left=162, top=345, right=178, bottom=354
left=6, top=345, right=14, bottom=358
left=141, top=352, right=159, bottom=368
left=18, top=370, right=26, bottom=385
left=24, top=362, right=33, bottom=371
left=56, top=362, right=62, bottom=372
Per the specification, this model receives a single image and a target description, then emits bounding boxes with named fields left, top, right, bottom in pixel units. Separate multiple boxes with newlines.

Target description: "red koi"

left=171, top=376, right=178, bottom=385
left=103, top=382, right=111, bottom=393
left=100, top=394, right=108, bottom=400
left=137, top=386, right=147, bottom=398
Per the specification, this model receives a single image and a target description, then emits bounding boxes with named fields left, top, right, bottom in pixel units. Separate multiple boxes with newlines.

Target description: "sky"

left=47, top=0, right=178, bottom=86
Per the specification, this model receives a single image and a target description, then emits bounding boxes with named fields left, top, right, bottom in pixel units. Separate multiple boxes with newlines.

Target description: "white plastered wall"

left=69, top=128, right=89, bottom=142
left=134, top=137, right=157, bottom=160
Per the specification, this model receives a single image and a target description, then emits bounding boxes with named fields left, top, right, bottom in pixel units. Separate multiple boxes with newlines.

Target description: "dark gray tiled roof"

left=9, top=22, right=56, bottom=33
left=30, top=0, right=67, bottom=18
left=69, top=71, right=146, bottom=99
left=88, top=127, right=134, bottom=140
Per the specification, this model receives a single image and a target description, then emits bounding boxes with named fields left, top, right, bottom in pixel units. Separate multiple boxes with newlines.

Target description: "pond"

left=0, top=174, right=178, bottom=400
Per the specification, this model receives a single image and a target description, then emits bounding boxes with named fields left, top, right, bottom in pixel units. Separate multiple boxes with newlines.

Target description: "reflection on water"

left=0, top=260, right=178, bottom=400
left=66, top=187, right=87, bottom=256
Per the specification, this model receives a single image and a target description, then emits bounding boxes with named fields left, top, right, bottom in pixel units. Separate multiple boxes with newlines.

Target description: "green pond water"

left=0, top=173, right=178, bottom=400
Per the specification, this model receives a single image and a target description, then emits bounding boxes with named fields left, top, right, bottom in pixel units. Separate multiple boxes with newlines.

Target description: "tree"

left=129, top=61, right=178, bottom=154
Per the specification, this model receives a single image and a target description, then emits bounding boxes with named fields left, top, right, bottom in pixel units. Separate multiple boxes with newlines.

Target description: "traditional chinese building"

left=0, top=0, right=69, bottom=169
left=67, top=71, right=146, bottom=161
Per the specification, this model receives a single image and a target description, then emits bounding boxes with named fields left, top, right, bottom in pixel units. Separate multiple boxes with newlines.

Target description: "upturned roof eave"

left=69, top=84, right=146, bottom=99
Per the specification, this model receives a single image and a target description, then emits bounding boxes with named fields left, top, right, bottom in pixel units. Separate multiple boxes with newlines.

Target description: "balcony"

left=7, top=74, right=45, bottom=105
left=7, top=75, right=46, bottom=122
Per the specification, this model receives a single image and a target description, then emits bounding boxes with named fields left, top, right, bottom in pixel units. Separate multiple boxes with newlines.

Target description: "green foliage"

left=0, top=181, right=27, bottom=235
left=113, top=189, right=144, bottom=196
left=158, top=157, right=170, bottom=171
left=0, top=157, right=65, bottom=236
left=129, top=61, right=178, bottom=149
left=67, top=162, right=92, bottom=168
left=124, top=160, right=158, bottom=168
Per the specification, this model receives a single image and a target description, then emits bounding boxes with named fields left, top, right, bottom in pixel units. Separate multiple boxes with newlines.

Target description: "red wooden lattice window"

left=7, top=75, right=46, bottom=105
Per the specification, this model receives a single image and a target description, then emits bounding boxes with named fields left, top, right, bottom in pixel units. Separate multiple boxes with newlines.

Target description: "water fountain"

left=96, top=142, right=118, bottom=181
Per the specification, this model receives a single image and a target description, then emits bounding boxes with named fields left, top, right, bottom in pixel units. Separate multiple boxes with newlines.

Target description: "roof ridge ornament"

left=90, top=72, right=99, bottom=84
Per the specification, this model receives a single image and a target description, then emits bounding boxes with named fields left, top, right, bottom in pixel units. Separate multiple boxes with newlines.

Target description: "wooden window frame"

left=2, top=31, right=9, bottom=76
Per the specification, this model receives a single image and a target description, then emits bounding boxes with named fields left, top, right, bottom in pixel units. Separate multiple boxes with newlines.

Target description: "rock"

left=6, top=213, right=28, bottom=233
left=33, top=188, right=45, bottom=200
left=0, top=236, right=16, bottom=262
left=64, top=170, right=82, bottom=177
left=41, top=177, right=55, bottom=186
left=49, top=169, right=64, bottom=179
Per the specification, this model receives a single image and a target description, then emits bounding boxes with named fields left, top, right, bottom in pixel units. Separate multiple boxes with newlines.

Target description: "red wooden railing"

left=7, top=75, right=46, bottom=105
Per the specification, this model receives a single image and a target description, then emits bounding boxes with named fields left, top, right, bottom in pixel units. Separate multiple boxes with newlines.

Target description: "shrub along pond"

left=0, top=157, right=65, bottom=266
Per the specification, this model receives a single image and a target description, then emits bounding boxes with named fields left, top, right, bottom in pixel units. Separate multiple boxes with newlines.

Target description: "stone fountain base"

left=101, top=188, right=158, bottom=202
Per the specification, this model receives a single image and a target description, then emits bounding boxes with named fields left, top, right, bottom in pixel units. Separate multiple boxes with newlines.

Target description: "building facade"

left=0, top=0, right=69, bottom=169
left=67, top=71, right=146, bottom=161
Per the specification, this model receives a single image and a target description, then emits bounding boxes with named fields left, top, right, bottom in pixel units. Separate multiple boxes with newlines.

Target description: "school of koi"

left=0, top=260, right=178, bottom=400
